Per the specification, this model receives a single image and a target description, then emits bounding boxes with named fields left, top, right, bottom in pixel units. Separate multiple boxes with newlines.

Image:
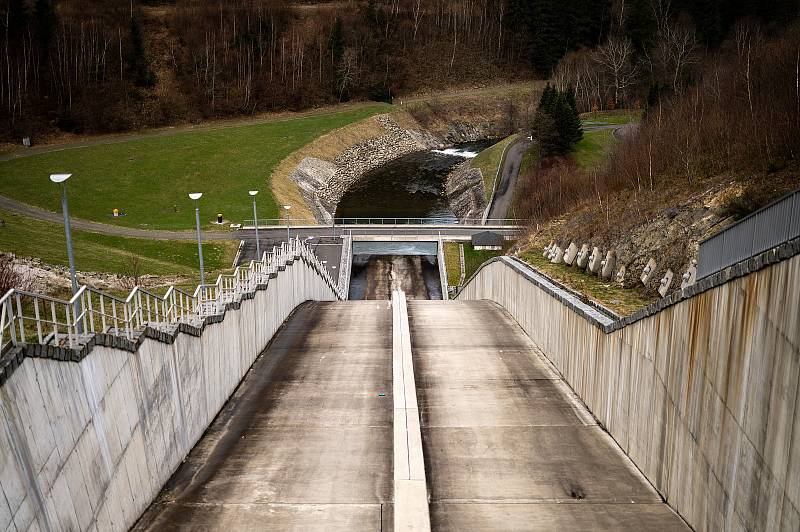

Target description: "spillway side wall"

left=456, top=249, right=800, bottom=532
left=0, top=257, right=337, bottom=532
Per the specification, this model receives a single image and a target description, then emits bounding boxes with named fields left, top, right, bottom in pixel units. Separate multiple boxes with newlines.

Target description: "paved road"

left=0, top=194, right=207, bottom=240
left=0, top=193, right=521, bottom=245
left=486, top=138, right=533, bottom=223
left=407, top=300, right=689, bottom=530
left=133, top=301, right=394, bottom=531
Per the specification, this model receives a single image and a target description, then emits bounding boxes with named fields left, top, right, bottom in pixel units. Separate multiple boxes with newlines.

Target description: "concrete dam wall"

left=456, top=243, right=800, bottom=531
left=0, top=257, right=338, bottom=532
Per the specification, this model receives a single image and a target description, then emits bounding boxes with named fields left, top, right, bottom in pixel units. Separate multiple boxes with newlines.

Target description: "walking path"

left=486, top=137, right=533, bottom=222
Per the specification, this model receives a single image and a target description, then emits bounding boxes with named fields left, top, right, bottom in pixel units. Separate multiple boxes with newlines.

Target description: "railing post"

left=15, top=293, right=25, bottom=342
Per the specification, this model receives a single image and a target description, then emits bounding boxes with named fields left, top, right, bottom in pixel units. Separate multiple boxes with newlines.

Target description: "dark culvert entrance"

left=348, top=242, right=443, bottom=300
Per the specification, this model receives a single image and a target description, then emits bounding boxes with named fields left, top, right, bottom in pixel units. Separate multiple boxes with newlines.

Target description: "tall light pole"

left=283, top=205, right=291, bottom=244
left=189, top=193, right=205, bottom=287
left=249, top=190, right=261, bottom=260
left=50, top=173, right=82, bottom=333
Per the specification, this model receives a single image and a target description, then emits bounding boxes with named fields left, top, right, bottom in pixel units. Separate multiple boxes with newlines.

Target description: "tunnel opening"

left=348, top=241, right=443, bottom=300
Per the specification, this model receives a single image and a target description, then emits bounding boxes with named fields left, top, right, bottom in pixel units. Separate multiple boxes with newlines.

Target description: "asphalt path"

left=0, top=194, right=521, bottom=247
left=486, top=138, right=533, bottom=223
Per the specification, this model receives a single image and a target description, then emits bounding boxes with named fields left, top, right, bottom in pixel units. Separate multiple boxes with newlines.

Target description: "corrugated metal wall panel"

left=698, top=189, right=800, bottom=279
left=789, top=191, right=800, bottom=241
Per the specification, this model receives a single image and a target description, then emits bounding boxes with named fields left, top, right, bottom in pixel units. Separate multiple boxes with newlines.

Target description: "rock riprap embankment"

left=289, top=115, right=441, bottom=222
left=445, top=162, right=486, bottom=220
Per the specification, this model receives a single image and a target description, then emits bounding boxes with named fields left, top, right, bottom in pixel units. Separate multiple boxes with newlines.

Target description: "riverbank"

left=275, top=83, right=541, bottom=222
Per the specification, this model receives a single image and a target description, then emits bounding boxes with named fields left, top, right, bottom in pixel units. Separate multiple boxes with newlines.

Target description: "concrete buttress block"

left=564, top=243, right=579, bottom=265
left=601, top=251, right=616, bottom=280
left=551, top=246, right=564, bottom=264
left=576, top=244, right=590, bottom=268
left=641, top=258, right=657, bottom=287
left=658, top=269, right=674, bottom=297
left=615, top=265, right=627, bottom=285
left=681, top=260, right=698, bottom=289
left=587, top=247, right=602, bottom=274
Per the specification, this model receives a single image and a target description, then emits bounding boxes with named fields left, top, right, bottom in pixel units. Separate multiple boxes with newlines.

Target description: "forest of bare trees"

left=516, top=20, right=800, bottom=225
left=0, top=0, right=537, bottom=141
left=1, top=0, right=797, bottom=141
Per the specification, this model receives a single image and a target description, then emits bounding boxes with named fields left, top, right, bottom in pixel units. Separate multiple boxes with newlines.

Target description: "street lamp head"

left=248, top=190, right=259, bottom=196
left=188, top=192, right=203, bottom=200
left=49, top=173, right=72, bottom=184
left=283, top=205, right=291, bottom=210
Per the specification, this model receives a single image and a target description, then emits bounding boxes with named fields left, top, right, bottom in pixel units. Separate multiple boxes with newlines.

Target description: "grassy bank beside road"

left=0, top=208, right=236, bottom=277
left=471, top=134, right=519, bottom=202
left=0, top=105, right=389, bottom=231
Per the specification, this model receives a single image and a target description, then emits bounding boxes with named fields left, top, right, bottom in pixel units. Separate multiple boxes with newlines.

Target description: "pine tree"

left=532, top=86, right=583, bottom=155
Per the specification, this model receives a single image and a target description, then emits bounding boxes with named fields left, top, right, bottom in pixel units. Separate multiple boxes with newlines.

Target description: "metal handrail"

left=0, top=237, right=339, bottom=355
left=241, top=217, right=523, bottom=227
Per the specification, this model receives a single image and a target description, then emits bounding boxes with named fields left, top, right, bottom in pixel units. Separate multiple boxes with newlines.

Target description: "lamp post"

left=50, top=173, right=82, bottom=333
left=283, top=205, right=291, bottom=244
left=189, top=193, right=205, bottom=287
left=249, top=190, right=261, bottom=260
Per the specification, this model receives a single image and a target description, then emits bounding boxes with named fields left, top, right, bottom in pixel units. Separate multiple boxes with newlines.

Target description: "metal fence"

left=697, top=188, right=800, bottom=279
left=243, top=217, right=522, bottom=227
left=0, top=238, right=342, bottom=355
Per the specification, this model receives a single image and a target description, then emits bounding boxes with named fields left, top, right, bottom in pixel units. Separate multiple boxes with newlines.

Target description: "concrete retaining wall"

left=0, top=257, right=338, bottom=532
left=456, top=248, right=800, bottom=531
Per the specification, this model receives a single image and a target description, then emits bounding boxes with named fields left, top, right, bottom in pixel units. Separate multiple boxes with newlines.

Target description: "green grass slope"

left=471, top=134, right=518, bottom=202
left=0, top=105, right=388, bottom=231
left=0, top=208, right=235, bottom=277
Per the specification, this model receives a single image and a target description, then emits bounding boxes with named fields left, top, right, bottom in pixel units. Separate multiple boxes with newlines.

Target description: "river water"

left=335, top=141, right=489, bottom=222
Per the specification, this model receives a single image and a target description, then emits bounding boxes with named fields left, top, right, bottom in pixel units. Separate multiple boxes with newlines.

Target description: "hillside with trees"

left=4, top=0, right=795, bottom=143
left=515, top=7, right=800, bottom=289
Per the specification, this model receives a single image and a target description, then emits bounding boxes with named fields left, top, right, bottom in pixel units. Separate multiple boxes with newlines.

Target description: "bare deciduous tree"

left=336, top=47, right=358, bottom=102
left=652, top=3, right=698, bottom=94
left=0, top=255, right=30, bottom=295
left=594, top=37, right=639, bottom=107
left=122, top=252, right=143, bottom=290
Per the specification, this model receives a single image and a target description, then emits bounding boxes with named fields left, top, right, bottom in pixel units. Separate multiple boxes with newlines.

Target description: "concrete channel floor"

left=133, top=301, right=394, bottom=531
left=407, top=300, right=690, bottom=531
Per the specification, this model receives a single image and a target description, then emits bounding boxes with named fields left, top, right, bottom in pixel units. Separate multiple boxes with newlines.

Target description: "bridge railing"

left=0, top=237, right=339, bottom=355
left=242, top=217, right=523, bottom=227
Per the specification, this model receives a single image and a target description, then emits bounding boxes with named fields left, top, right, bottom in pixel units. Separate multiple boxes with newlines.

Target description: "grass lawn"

left=463, top=242, right=513, bottom=281
left=519, top=251, right=655, bottom=316
left=443, top=242, right=462, bottom=286
left=572, top=129, right=616, bottom=170
left=0, top=104, right=389, bottom=231
left=519, top=144, right=540, bottom=174
left=580, top=109, right=643, bottom=125
left=471, top=134, right=518, bottom=202
left=0, top=208, right=236, bottom=277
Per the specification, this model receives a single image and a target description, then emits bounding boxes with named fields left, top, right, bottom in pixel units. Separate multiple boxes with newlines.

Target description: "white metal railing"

left=0, top=238, right=340, bottom=355
left=242, top=217, right=522, bottom=227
